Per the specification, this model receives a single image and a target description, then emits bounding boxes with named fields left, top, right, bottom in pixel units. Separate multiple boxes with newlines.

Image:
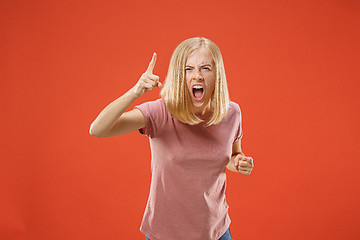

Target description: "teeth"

left=193, top=86, right=203, bottom=89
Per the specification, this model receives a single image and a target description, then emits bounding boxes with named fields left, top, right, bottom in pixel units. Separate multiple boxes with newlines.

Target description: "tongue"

left=194, top=89, right=203, bottom=99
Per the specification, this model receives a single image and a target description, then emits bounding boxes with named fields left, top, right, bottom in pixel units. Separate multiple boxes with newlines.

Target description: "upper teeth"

left=193, top=86, right=203, bottom=89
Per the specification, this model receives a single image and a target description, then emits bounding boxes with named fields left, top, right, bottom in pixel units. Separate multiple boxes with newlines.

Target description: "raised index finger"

left=146, top=52, right=157, bottom=73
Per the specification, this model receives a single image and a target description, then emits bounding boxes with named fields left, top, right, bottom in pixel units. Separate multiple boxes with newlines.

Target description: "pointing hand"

left=133, top=53, right=162, bottom=97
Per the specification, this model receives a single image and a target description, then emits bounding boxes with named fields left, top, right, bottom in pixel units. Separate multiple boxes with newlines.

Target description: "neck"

left=193, top=101, right=212, bottom=119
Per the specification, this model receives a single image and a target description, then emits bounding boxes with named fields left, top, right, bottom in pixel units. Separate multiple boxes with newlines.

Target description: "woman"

left=89, top=37, right=254, bottom=240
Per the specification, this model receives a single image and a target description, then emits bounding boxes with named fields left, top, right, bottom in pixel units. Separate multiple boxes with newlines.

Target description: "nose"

left=193, top=69, right=204, bottom=81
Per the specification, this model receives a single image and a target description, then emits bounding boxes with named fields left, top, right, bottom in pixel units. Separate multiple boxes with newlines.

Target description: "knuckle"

left=150, top=74, right=158, bottom=80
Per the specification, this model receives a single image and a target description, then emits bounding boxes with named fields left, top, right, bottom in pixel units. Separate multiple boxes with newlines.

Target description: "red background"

left=1, top=0, right=359, bottom=239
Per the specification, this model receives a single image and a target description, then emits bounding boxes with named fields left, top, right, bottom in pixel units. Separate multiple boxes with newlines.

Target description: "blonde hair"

left=160, top=37, right=229, bottom=126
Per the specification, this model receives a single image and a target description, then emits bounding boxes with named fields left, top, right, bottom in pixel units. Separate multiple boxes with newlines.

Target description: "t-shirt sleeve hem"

left=134, top=106, right=150, bottom=137
left=232, top=102, right=243, bottom=143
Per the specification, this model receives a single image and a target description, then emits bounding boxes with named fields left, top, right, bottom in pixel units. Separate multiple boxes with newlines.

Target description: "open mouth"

left=192, top=85, right=204, bottom=101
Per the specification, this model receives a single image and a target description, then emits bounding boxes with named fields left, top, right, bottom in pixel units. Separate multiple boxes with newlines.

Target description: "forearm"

left=89, top=86, right=139, bottom=138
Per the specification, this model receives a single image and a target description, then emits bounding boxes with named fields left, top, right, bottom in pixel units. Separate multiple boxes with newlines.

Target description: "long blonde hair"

left=160, top=37, right=229, bottom=126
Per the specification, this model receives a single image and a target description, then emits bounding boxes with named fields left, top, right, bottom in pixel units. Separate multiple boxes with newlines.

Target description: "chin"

left=191, top=99, right=205, bottom=107
left=191, top=99, right=211, bottom=112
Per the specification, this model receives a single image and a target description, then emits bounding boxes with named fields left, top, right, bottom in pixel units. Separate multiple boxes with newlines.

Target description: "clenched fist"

left=233, top=154, right=254, bottom=176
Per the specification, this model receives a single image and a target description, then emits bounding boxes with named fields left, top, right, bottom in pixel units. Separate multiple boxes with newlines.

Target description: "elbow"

left=89, top=124, right=104, bottom=138
left=89, top=131, right=102, bottom=139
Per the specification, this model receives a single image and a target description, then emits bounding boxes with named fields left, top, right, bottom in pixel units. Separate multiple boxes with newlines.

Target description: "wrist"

left=232, top=152, right=245, bottom=157
left=128, top=85, right=142, bottom=99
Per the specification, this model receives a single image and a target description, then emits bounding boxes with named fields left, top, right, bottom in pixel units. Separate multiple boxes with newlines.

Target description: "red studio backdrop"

left=1, top=0, right=359, bottom=239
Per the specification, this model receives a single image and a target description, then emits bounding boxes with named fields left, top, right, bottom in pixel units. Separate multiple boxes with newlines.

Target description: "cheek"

left=209, top=84, right=215, bottom=95
left=207, top=76, right=216, bottom=93
left=185, top=74, right=190, bottom=83
left=185, top=75, right=190, bottom=86
left=185, top=76, right=192, bottom=93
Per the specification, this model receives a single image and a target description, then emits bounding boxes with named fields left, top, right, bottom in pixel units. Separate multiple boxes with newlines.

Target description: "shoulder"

left=228, top=101, right=241, bottom=117
left=135, top=99, right=168, bottom=137
left=229, top=101, right=240, bottom=110
left=135, top=98, right=168, bottom=123
left=216, top=101, right=241, bottom=126
left=221, top=101, right=241, bottom=125
left=137, top=98, right=164, bottom=107
left=136, top=98, right=166, bottom=114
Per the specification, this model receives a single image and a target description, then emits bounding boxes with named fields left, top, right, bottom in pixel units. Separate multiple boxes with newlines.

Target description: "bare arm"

left=89, top=88, right=144, bottom=138
left=89, top=53, right=161, bottom=138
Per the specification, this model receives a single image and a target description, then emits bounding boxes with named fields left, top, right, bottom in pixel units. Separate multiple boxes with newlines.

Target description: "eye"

left=185, top=67, right=192, bottom=71
left=203, top=67, right=211, bottom=70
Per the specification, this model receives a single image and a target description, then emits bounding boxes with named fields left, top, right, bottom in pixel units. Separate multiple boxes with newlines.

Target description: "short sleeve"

left=233, top=103, right=243, bottom=143
left=135, top=99, right=166, bottom=138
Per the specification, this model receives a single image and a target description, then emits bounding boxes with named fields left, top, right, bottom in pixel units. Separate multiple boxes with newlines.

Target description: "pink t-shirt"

left=135, top=99, right=243, bottom=240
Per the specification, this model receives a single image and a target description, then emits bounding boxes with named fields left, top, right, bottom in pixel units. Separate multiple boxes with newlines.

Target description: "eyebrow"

left=185, top=63, right=213, bottom=67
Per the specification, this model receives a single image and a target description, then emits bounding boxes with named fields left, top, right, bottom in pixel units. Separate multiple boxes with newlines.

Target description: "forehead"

left=186, top=47, right=214, bottom=65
